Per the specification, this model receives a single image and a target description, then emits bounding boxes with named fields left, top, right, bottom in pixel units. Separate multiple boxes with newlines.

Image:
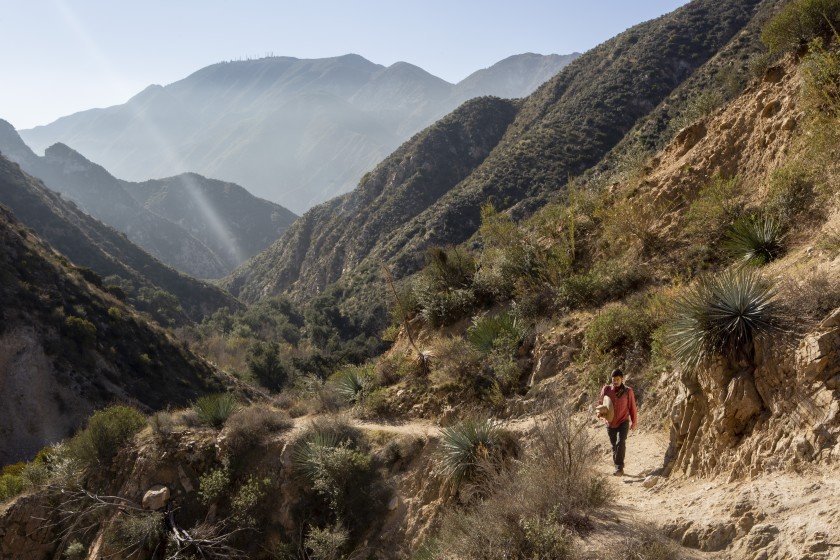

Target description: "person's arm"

left=629, top=388, right=638, bottom=429
left=599, top=384, right=606, bottom=405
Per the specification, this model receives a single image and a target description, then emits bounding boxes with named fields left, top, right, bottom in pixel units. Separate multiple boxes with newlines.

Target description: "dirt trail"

left=292, top=413, right=839, bottom=558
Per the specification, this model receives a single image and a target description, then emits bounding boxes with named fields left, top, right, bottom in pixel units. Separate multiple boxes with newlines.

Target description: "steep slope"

left=0, top=205, right=230, bottom=463
left=227, top=0, right=765, bottom=307
left=224, top=96, right=519, bottom=302
left=1, top=121, right=294, bottom=276
left=450, top=52, right=581, bottom=106
left=0, top=154, right=239, bottom=323
left=20, top=53, right=577, bottom=212
left=129, top=173, right=297, bottom=270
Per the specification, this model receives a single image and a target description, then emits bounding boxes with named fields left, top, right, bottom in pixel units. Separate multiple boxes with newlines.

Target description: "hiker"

left=597, top=369, right=638, bottom=476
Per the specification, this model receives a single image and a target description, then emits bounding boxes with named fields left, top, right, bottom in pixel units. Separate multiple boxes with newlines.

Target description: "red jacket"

left=599, top=384, right=638, bottom=429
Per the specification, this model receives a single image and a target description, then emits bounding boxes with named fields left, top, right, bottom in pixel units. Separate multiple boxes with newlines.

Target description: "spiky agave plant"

left=724, top=215, right=783, bottom=265
left=329, top=366, right=369, bottom=403
left=193, top=393, right=239, bottom=428
left=439, top=418, right=504, bottom=485
left=466, top=312, right=524, bottom=354
left=669, top=268, right=781, bottom=369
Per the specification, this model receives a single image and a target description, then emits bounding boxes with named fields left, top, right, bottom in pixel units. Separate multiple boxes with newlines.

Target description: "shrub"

left=292, top=422, right=380, bottom=531
left=68, top=405, right=146, bottom=468
left=554, top=260, right=647, bottom=311
left=199, top=466, right=231, bottom=505
left=804, top=35, right=840, bottom=111
left=65, top=316, right=97, bottom=346
left=63, top=541, right=86, bottom=560
left=231, top=475, right=271, bottom=527
left=328, top=364, right=373, bottom=404
left=104, top=512, right=164, bottom=554
left=223, top=403, right=293, bottom=457
left=778, top=268, right=840, bottom=327
left=246, top=341, right=291, bottom=391
left=724, top=215, right=784, bottom=265
left=467, top=312, right=524, bottom=354
left=305, top=524, right=349, bottom=560
left=416, top=286, right=476, bottom=327
left=684, top=175, right=743, bottom=240
left=669, top=268, right=781, bottom=368
left=435, top=411, right=608, bottom=560
left=0, top=470, right=28, bottom=503
left=193, top=393, right=239, bottom=428
left=761, top=0, right=840, bottom=53
left=820, top=225, right=840, bottom=255
left=438, top=418, right=511, bottom=486
left=423, top=246, right=476, bottom=291
left=766, top=164, right=817, bottom=225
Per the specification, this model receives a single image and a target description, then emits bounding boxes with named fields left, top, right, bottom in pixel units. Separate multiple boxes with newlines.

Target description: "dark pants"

left=607, top=420, right=630, bottom=469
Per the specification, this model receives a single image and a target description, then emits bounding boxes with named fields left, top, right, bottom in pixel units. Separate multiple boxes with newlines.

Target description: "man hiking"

left=598, top=369, right=638, bottom=476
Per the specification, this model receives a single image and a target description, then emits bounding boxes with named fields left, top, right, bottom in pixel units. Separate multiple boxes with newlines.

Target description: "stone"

left=642, top=475, right=660, bottom=488
left=700, top=522, right=736, bottom=552
left=178, top=465, right=194, bottom=493
left=745, top=524, right=780, bottom=552
left=142, top=485, right=170, bottom=510
left=388, top=495, right=400, bottom=511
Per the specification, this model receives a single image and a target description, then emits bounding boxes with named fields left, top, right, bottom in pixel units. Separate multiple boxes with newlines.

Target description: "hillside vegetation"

left=0, top=205, right=232, bottom=464
left=0, top=154, right=239, bottom=324
left=0, top=122, right=296, bottom=277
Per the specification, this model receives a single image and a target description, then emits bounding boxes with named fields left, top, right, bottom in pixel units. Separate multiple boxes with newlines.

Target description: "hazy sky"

left=2, top=0, right=690, bottom=129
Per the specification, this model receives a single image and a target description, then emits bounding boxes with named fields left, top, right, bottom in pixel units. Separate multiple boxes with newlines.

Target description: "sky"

left=1, top=0, right=690, bottom=129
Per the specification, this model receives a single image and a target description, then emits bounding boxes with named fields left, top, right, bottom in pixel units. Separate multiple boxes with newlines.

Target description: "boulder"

left=142, top=485, right=170, bottom=511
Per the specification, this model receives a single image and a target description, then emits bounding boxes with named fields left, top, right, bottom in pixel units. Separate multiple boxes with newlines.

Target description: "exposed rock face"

left=665, top=306, right=840, bottom=478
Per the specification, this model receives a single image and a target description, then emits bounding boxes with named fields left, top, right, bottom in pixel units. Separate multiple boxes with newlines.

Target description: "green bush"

left=231, top=475, right=271, bottom=527
left=68, top=405, right=146, bottom=468
left=194, top=393, right=239, bottom=428
left=416, top=287, right=477, bottom=327
left=65, top=316, right=97, bottom=346
left=467, top=312, right=524, bottom=354
left=684, top=175, right=743, bottom=240
left=305, top=524, right=349, bottom=560
left=292, top=422, right=379, bottom=529
left=328, top=364, right=373, bottom=404
left=0, top=470, right=28, bottom=503
left=669, top=268, right=781, bottom=368
left=246, top=341, right=291, bottom=391
left=439, top=418, right=511, bottom=486
left=104, top=512, right=164, bottom=553
left=199, top=466, right=231, bottom=505
left=766, top=164, right=816, bottom=225
left=554, top=260, right=646, bottom=311
left=724, top=215, right=784, bottom=265
left=63, top=541, right=86, bottom=560
left=761, top=0, right=840, bottom=53
left=423, top=246, right=476, bottom=292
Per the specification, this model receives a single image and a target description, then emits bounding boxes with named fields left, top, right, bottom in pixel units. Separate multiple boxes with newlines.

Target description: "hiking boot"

left=613, top=468, right=624, bottom=476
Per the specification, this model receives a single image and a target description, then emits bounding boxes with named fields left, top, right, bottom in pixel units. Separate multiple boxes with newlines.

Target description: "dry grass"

left=222, top=403, right=293, bottom=458
left=433, top=410, right=609, bottom=560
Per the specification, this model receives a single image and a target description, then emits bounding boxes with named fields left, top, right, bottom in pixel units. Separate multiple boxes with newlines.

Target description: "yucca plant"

left=724, top=215, right=783, bottom=265
left=439, top=418, right=505, bottom=485
left=467, top=312, right=524, bottom=354
left=193, top=393, right=239, bottom=428
left=668, top=268, right=781, bottom=369
left=328, top=366, right=371, bottom=403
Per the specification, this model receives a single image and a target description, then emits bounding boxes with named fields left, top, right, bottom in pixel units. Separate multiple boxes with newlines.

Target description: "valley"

left=1, top=0, right=839, bottom=559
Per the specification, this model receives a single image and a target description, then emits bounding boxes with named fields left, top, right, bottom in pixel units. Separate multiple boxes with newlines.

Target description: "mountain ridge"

left=20, top=52, right=579, bottom=212
left=0, top=120, right=297, bottom=277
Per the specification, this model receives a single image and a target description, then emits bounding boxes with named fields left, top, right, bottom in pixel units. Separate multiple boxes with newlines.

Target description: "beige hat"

left=596, top=395, right=614, bottom=423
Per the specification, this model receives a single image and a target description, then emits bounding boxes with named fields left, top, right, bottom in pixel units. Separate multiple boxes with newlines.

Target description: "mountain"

left=129, top=173, right=298, bottom=270
left=225, top=0, right=766, bottom=309
left=0, top=153, right=240, bottom=323
left=0, top=120, right=296, bottom=276
left=0, top=204, right=231, bottom=463
left=19, top=53, right=578, bottom=213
